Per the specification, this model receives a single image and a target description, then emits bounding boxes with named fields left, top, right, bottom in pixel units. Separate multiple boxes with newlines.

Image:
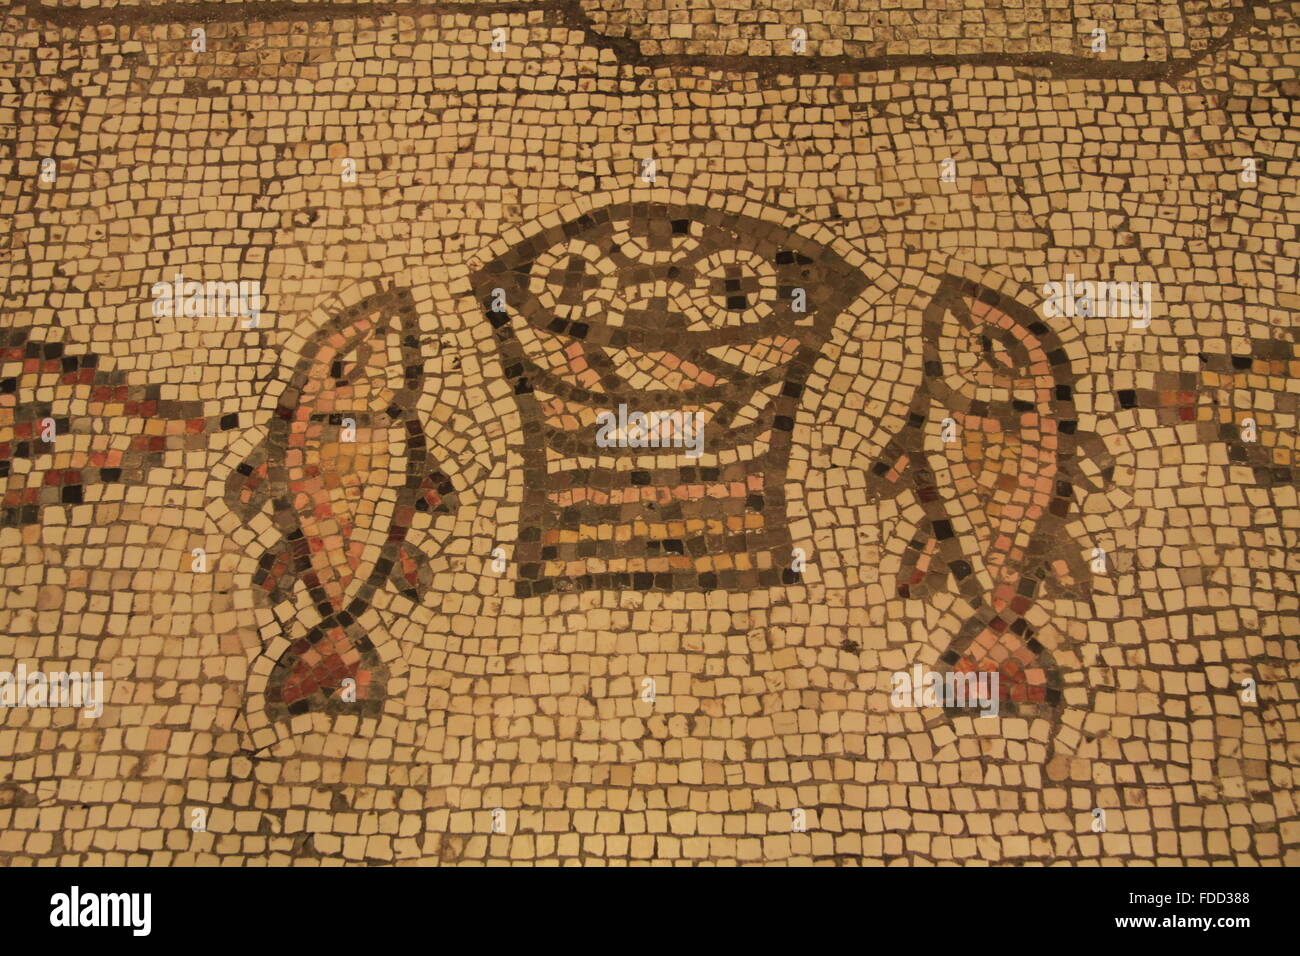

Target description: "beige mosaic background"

left=0, top=0, right=1297, bottom=865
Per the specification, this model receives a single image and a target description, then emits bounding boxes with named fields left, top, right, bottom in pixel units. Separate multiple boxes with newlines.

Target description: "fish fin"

left=414, top=465, right=459, bottom=516
left=389, top=540, right=432, bottom=603
left=252, top=539, right=298, bottom=605
left=225, top=444, right=275, bottom=524
left=265, top=619, right=388, bottom=721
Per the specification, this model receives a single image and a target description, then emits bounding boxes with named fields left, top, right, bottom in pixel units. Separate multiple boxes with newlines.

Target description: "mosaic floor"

left=0, top=0, right=1297, bottom=866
